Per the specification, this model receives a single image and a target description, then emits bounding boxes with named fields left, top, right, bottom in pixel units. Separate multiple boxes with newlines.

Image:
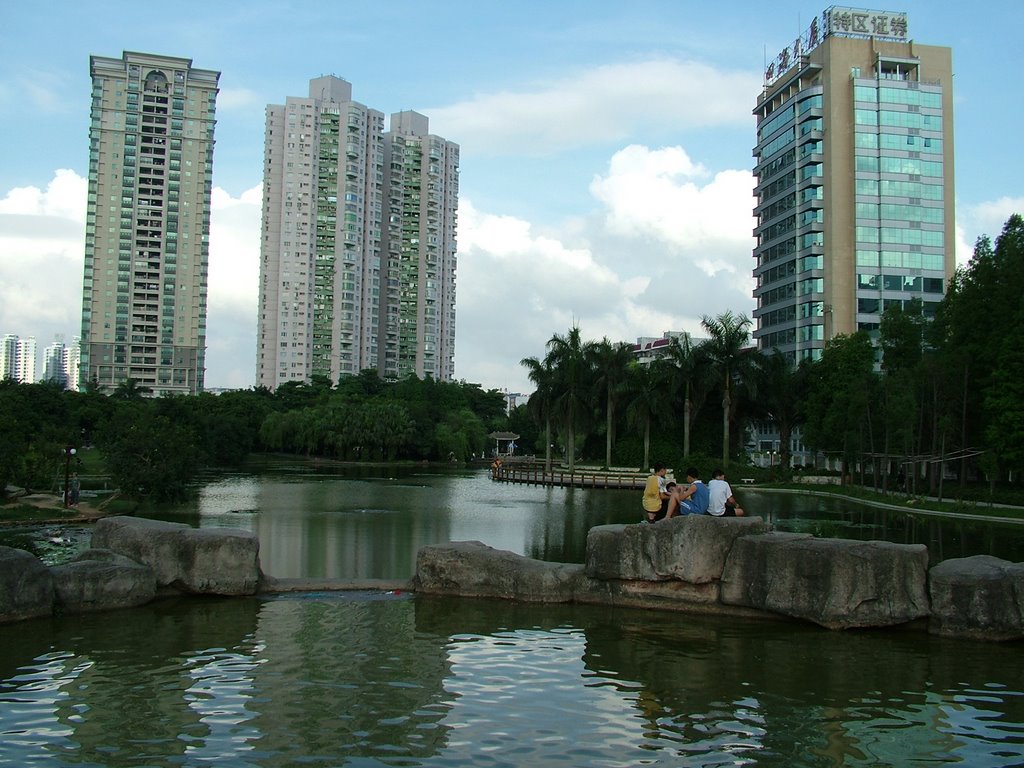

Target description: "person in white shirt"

left=708, top=468, right=745, bottom=517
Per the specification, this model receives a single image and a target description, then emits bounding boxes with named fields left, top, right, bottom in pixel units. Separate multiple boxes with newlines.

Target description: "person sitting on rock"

left=666, top=467, right=710, bottom=517
left=708, top=468, right=745, bottom=517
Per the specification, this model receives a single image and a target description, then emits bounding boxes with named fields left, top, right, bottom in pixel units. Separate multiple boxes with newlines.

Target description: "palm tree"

left=545, top=326, right=595, bottom=472
left=111, top=377, right=152, bottom=401
left=521, top=355, right=556, bottom=472
left=625, top=359, right=675, bottom=472
left=590, top=338, right=634, bottom=469
left=701, top=311, right=753, bottom=466
left=753, top=350, right=807, bottom=475
left=664, top=333, right=712, bottom=458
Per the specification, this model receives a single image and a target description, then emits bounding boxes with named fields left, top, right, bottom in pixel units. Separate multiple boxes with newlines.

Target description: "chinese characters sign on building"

left=764, top=6, right=910, bottom=85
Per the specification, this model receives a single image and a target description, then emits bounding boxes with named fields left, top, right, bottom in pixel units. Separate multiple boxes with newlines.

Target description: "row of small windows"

left=856, top=202, right=944, bottom=224
left=856, top=178, right=943, bottom=200
left=857, top=274, right=944, bottom=293
left=859, top=298, right=941, bottom=315
left=855, top=156, right=943, bottom=176
left=757, top=255, right=823, bottom=288
left=855, top=109, right=941, bottom=130
left=856, top=250, right=945, bottom=270
left=854, top=85, right=942, bottom=108
left=760, top=324, right=824, bottom=349
left=855, top=227, right=944, bottom=247
left=855, top=132, right=942, bottom=154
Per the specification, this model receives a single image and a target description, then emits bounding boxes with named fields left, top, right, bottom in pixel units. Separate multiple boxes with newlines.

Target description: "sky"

left=1, top=1, right=1022, bottom=396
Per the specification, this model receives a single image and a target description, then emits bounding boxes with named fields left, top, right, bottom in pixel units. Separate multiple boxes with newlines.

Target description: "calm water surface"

left=2, top=461, right=1023, bottom=766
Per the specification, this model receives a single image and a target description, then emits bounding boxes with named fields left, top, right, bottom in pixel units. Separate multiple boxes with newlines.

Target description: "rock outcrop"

left=414, top=515, right=1020, bottom=641
left=414, top=541, right=586, bottom=602
left=0, top=545, right=54, bottom=622
left=720, top=534, right=931, bottom=629
left=51, top=548, right=157, bottom=613
left=928, top=555, right=1024, bottom=641
left=92, top=516, right=261, bottom=595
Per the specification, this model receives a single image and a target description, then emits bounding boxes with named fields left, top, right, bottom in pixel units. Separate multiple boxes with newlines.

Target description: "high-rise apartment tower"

left=80, top=51, right=220, bottom=395
left=257, top=77, right=459, bottom=389
left=752, top=8, right=954, bottom=363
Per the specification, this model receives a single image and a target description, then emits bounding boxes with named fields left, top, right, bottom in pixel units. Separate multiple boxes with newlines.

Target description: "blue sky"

left=1, top=0, right=1021, bottom=394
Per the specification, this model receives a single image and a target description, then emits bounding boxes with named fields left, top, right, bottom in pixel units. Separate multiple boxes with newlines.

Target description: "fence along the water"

left=493, top=466, right=646, bottom=489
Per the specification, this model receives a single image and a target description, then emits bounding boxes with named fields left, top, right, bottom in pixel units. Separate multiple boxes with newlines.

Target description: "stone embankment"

left=413, top=516, right=1024, bottom=642
left=1, top=515, right=1022, bottom=642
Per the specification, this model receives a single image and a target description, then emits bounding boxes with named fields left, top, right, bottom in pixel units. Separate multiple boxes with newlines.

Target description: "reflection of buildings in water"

left=9, top=598, right=261, bottom=763
left=213, top=475, right=456, bottom=580
left=243, top=595, right=451, bottom=763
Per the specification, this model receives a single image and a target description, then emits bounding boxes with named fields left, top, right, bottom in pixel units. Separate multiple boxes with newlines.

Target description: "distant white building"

left=0, top=334, right=37, bottom=383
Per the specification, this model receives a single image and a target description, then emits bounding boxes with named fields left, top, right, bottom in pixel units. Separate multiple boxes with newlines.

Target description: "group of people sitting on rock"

left=642, top=464, right=745, bottom=523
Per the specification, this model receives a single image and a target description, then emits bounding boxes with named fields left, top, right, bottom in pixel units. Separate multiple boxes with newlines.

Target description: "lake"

left=1, top=460, right=1022, bottom=767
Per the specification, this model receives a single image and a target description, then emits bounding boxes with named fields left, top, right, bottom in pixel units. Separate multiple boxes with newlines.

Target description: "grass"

left=766, top=481, right=1024, bottom=521
left=0, top=502, right=76, bottom=523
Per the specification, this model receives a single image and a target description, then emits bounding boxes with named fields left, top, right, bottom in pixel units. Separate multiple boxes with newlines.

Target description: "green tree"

left=98, top=406, right=201, bottom=500
left=701, top=311, right=753, bottom=466
left=665, top=333, right=712, bottom=458
left=589, top=338, right=634, bottom=469
left=625, top=359, right=675, bottom=472
left=544, top=326, right=596, bottom=472
left=802, top=333, right=876, bottom=476
left=753, top=350, right=807, bottom=476
left=521, top=355, right=556, bottom=471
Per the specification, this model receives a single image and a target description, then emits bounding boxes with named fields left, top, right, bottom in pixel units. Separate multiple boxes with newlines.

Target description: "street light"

left=63, top=446, right=77, bottom=508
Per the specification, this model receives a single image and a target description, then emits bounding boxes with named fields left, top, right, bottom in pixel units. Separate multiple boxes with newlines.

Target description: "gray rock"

left=91, top=516, right=261, bottom=596
left=91, top=516, right=190, bottom=586
left=414, top=541, right=584, bottom=602
left=721, top=534, right=930, bottom=629
left=51, top=548, right=157, bottom=613
left=176, top=528, right=261, bottom=596
left=586, top=516, right=769, bottom=583
left=929, top=555, right=1024, bottom=641
left=0, top=546, right=54, bottom=622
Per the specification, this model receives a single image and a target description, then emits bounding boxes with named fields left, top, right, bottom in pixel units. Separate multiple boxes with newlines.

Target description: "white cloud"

left=427, top=58, right=759, bottom=156
left=955, top=196, right=1024, bottom=265
left=0, top=171, right=262, bottom=389
left=0, top=171, right=87, bottom=343
left=205, top=184, right=262, bottom=389
left=452, top=140, right=759, bottom=395
left=590, top=144, right=756, bottom=277
left=217, top=87, right=264, bottom=111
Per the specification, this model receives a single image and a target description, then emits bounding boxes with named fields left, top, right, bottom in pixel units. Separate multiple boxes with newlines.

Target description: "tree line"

left=0, top=370, right=508, bottom=502
left=514, top=215, right=1024, bottom=498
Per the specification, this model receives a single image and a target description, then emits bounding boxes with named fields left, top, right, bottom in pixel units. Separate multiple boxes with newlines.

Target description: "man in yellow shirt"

left=642, top=463, right=670, bottom=523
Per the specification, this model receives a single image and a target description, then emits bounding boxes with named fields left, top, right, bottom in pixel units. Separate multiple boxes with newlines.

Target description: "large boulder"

left=91, top=516, right=261, bottom=596
left=586, top=516, right=769, bottom=584
left=51, top=548, right=157, bottom=613
left=176, top=528, right=261, bottom=596
left=928, top=555, right=1024, bottom=641
left=0, top=546, right=54, bottom=622
left=721, top=534, right=930, bottom=629
left=414, top=541, right=585, bottom=602
left=91, top=516, right=190, bottom=586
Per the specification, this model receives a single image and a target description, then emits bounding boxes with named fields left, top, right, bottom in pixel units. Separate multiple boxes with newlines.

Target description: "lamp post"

left=63, top=446, right=77, bottom=508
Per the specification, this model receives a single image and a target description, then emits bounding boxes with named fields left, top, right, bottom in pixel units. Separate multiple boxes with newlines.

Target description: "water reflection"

left=164, top=466, right=1024, bottom=580
left=4, top=594, right=1021, bottom=767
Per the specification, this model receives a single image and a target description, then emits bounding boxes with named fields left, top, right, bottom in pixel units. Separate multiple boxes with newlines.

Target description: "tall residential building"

left=43, top=337, right=69, bottom=387
left=0, top=334, right=37, bottom=383
left=257, top=77, right=459, bottom=389
left=80, top=51, right=220, bottom=395
left=752, top=8, right=954, bottom=363
left=40, top=335, right=81, bottom=390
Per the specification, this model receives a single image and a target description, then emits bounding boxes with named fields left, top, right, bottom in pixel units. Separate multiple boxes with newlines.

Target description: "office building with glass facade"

left=752, top=8, right=954, bottom=363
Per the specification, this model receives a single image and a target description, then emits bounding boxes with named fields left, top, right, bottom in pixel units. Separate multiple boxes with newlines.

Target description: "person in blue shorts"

left=666, top=467, right=710, bottom=517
